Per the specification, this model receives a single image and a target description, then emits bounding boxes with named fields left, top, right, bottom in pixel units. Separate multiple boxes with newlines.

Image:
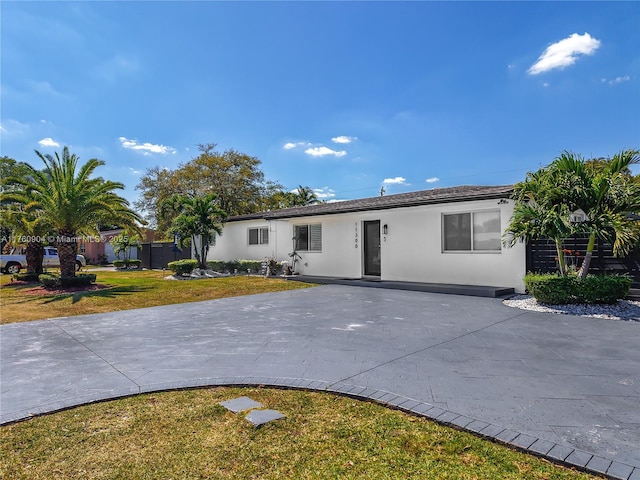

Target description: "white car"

left=0, top=247, right=87, bottom=274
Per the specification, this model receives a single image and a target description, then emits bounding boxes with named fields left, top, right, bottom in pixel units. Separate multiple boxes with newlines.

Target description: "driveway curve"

left=1, top=285, right=638, bottom=479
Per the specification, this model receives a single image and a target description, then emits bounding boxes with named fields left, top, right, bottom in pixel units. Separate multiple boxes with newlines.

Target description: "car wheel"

left=5, top=262, right=21, bottom=274
left=75, top=261, right=82, bottom=272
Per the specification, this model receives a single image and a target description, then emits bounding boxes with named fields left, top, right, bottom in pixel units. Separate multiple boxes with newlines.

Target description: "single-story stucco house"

left=206, top=185, right=528, bottom=293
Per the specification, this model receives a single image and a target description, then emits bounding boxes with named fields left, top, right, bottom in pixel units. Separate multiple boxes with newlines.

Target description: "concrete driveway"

left=1, top=285, right=638, bottom=479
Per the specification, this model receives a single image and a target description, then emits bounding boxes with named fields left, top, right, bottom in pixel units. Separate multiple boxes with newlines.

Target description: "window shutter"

left=309, top=224, right=322, bottom=251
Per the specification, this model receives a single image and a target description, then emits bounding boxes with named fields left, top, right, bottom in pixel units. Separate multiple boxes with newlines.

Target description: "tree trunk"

left=555, top=239, right=567, bottom=276
left=577, top=231, right=596, bottom=280
left=25, top=241, right=44, bottom=274
left=57, top=230, right=78, bottom=277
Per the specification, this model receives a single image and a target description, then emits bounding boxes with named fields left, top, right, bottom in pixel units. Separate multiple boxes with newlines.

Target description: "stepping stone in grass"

left=219, top=396, right=263, bottom=413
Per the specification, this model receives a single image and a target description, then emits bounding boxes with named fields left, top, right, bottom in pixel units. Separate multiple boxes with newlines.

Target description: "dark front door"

left=363, top=220, right=381, bottom=276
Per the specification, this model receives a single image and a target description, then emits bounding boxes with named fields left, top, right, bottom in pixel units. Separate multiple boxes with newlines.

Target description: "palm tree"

left=161, top=193, right=227, bottom=269
left=2, top=207, right=50, bottom=274
left=503, top=167, right=575, bottom=275
left=293, top=185, right=318, bottom=206
left=5, top=147, right=143, bottom=277
left=552, top=149, right=640, bottom=279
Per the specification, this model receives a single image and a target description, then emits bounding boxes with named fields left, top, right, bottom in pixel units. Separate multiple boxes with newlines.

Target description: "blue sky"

left=1, top=1, right=639, bottom=205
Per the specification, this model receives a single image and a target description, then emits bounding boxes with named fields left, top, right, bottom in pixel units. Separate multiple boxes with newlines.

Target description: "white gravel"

left=503, top=295, right=640, bottom=322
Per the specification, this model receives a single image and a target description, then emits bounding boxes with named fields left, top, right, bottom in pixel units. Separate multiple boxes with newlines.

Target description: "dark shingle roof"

left=229, top=184, right=514, bottom=222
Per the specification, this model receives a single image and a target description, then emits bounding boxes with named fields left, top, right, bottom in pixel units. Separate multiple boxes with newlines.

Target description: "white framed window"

left=442, top=210, right=501, bottom=252
left=248, top=227, right=269, bottom=245
left=294, top=224, right=322, bottom=251
left=79, top=244, right=86, bottom=254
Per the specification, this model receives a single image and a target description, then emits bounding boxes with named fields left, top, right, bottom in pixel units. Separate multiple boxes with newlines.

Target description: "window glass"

left=294, top=225, right=309, bottom=251
left=248, top=228, right=259, bottom=245
left=473, top=211, right=501, bottom=251
left=443, top=211, right=501, bottom=252
left=443, top=213, right=471, bottom=251
left=294, top=224, right=321, bottom=251
left=260, top=227, right=269, bottom=245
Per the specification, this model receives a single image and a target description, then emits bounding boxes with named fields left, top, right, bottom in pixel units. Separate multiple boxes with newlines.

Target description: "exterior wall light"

left=383, top=224, right=388, bottom=234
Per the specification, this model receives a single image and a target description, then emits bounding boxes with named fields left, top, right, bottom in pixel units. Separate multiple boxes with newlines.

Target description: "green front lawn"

left=0, top=387, right=597, bottom=480
left=0, top=270, right=312, bottom=324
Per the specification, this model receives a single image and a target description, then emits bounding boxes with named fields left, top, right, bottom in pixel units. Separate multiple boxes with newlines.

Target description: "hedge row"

left=113, top=259, right=142, bottom=269
left=206, top=260, right=268, bottom=274
left=524, top=273, right=632, bottom=304
left=39, top=273, right=97, bottom=288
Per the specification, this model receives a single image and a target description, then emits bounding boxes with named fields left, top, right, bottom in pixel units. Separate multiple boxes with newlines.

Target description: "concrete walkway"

left=1, top=285, right=638, bottom=479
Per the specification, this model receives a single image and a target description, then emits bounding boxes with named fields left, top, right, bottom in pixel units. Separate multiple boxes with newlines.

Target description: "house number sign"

left=354, top=222, right=358, bottom=248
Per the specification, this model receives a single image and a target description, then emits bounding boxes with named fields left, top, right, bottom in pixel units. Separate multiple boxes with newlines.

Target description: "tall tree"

left=1, top=207, right=50, bottom=274
left=4, top=147, right=143, bottom=277
left=135, top=144, right=284, bottom=238
left=0, top=156, right=36, bottom=253
left=161, top=193, right=227, bottom=270
left=134, top=166, right=188, bottom=237
left=180, top=143, right=283, bottom=215
left=552, top=149, right=640, bottom=278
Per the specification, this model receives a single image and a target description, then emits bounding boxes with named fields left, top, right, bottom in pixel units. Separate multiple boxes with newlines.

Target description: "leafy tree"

left=503, top=167, right=575, bottom=275
left=134, top=166, right=189, bottom=236
left=0, top=156, right=36, bottom=253
left=160, top=193, right=227, bottom=270
left=4, top=147, right=143, bottom=277
left=262, top=185, right=319, bottom=209
left=135, top=143, right=284, bottom=238
left=552, top=149, right=640, bottom=278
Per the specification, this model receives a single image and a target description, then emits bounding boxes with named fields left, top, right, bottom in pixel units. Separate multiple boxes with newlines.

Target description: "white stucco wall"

left=207, top=199, right=527, bottom=292
left=207, top=219, right=292, bottom=262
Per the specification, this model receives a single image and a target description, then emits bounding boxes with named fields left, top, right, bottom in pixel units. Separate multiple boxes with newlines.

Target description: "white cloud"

left=305, top=146, right=347, bottom=158
left=602, top=75, right=631, bottom=85
left=331, top=135, right=357, bottom=144
left=528, top=33, right=601, bottom=75
left=382, top=176, right=407, bottom=185
left=425, top=177, right=439, bottom=183
left=119, top=136, right=176, bottom=155
left=313, top=187, right=336, bottom=199
left=38, top=137, right=60, bottom=147
left=283, top=141, right=311, bottom=150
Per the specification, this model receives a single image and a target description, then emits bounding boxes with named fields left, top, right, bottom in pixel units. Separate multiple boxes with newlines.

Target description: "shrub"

left=578, top=274, right=632, bottom=304
left=113, top=259, right=142, bottom=269
left=14, top=273, right=41, bottom=282
left=167, top=259, right=198, bottom=276
left=524, top=273, right=632, bottom=305
left=524, top=274, right=576, bottom=304
left=128, top=259, right=142, bottom=269
left=38, top=274, right=97, bottom=288
left=206, top=260, right=263, bottom=274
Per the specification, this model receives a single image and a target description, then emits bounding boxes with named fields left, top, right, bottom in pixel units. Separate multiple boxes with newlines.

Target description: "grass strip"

left=0, top=387, right=598, bottom=480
